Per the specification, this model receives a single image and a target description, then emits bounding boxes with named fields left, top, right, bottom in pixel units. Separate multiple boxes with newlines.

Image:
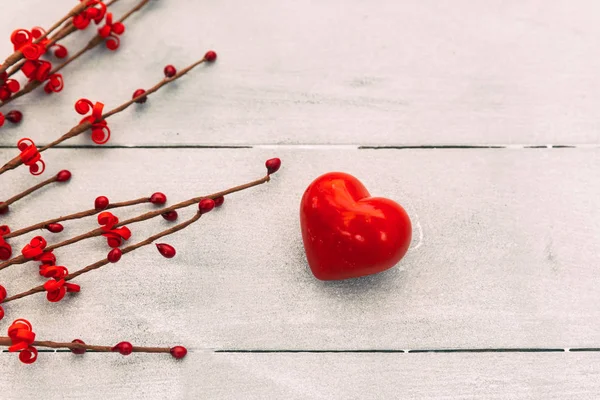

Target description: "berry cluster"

left=0, top=159, right=281, bottom=363
left=1, top=318, right=187, bottom=364
left=0, top=0, right=282, bottom=367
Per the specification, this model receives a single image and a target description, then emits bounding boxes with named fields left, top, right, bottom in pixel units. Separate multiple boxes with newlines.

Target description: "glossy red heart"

left=300, top=172, right=412, bottom=280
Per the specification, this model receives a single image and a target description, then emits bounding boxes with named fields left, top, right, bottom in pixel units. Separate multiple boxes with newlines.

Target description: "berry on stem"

left=98, top=212, right=131, bottom=248
left=6, top=110, right=22, bottom=124
left=1, top=167, right=274, bottom=282
left=112, top=341, right=133, bottom=356
left=214, top=196, right=225, bottom=207
left=75, top=98, right=110, bottom=145
left=46, top=223, right=64, bottom=233
left=0, top=235, right=11, bottom=260
left=0, top=203, right=8, bottom=215
left=107, top=248, right=122, bottom=263
left=54, top=46, right=68, bottom=59
left=266, top=158, right=281, bottom=175
left=162, top=210, right=178, bottom=221
left=71, top=339, right=86, bottom=355
left=198, top=199, right=215, bottom=214
left=0, top=313, right=182, bottom=360
left=0, top=56, right=216, bottom=177
left=204, top=50, right=217, bottom=62
left=132, top=89, right=147, bottom=104
left=17, top=138, right=45, bottom=176
left=95, top=196, right=109, bottom=210
left=150, top=192, right=167, bottom=205
left=170, top=346, right=187, bottom=359
left=163, top=65, right=176, bottom=78
left=156, top=243, right=176, bottom=258
left=56, top=170, right=72, bottom=182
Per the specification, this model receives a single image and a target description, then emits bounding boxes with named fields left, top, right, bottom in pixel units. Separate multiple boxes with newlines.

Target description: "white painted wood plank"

left=1, top=352, right=599, bottom=399
left=0, top=148, right=598, bottom=349
left=2, top=1, right=600, bottom=145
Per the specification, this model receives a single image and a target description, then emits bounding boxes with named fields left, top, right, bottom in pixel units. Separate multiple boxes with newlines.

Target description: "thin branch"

left=3, top=211, right=202, bottom=303
left=0, top=337, right=174, bottom=354
left=7, top=22, right=79, bottom=78
left=55, top=0, right=149, bottom=78
left=0, top=55, right=212, bottom=176
left=4, top=196, right=150, bottom=239
left=104, top=58, right=207, bottom=120
left=0, top=173, right=64, bottom=213
left=1, top=0, right=145, bottom=107
left=0, top=1, right=92, bottom=74
left=0, top=173, right=271, bottom=271
left=5, top=0, right=122, bottom=78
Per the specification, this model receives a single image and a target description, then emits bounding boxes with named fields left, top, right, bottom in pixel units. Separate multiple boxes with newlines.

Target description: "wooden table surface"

left=1, top=1, right=599, bottom=398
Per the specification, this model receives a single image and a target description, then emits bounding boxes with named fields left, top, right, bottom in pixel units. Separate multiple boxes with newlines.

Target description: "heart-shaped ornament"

left=300, top=172, right=412, bottom=280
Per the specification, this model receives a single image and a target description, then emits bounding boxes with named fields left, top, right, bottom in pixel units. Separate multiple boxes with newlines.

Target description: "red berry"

left=164, top=65, right=177, bottom=78
left=46, top=223, right=64, bottom=233
left=54, top=45, right=68, bottom=59
left=6, top=110, right=22, bottom=123
left=156, top=243, right=176, bottom=258
left=150, top=192, right=167, bottom=205
left=6, top=79, right=19, bottom=93
left=0, top=203, right=8, bottom=215
left=112, top=341, right=133, bottom=356
left=0, top=285, right=6, bottom=302
left=133, top=89, right=147, bottom=104
left=198, top=199, right=215, bottom=214
left=0, top=306, right=4, bottom=321
left=0, top=225, right=9, bottom=235
left=94, top=196, right=109, bottom=210
left=71, top=339, right=87, bottom=355
left=107, top=248, right=122, bottom=263
left=56, top=170, right=72, bottom=182
left=0, top=88, right=10, bottom=101
left=162, top=210, right=178, bottom=221
left=170, top=346, right=187, bottom=359
left=0, top=241, right=12, bottom=260
left=204, top=50, right=217, bottom=62
left=266, top=158, right=281, bottom=175
left=214, top=196, right=225, bottom=207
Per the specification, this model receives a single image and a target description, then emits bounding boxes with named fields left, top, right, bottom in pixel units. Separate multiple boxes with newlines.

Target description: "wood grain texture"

left=2, top=0, right=600, bottom=145
left=2, top=1, right=600, bottom=398
left=0, top=148, right=598, bottom=350
left=1, top=352, right=600, bottom=399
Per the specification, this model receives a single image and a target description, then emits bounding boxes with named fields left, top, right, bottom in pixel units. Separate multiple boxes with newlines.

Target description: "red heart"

left=300, top=172, right=412, bottom=280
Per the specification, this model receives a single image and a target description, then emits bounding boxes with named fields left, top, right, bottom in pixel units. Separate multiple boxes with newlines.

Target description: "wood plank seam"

left=3, top=348, right=600, bottom=354
left=214, top=348, right=600, bottom=353
left=1, top=144, right=598, bottom=149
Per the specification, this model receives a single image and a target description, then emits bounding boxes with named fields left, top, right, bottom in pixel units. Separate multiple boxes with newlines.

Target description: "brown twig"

left=0, top=337, right=172, bottom=354
left=56, top=0, right=149, bottom=78
left=3, top=196, right=151, bottom=239
left=0, top=171, right=70, bottom=214
left=104, top=58, right=208, bottom=120
left=1, top=0, right=146, bottom=107
left=0, top=54, right=213, bottom=176
left=0, top=2, right=93, bottom=75
left=5, top=0, right=122, bottom=78
left=0, top=172, right=272, bottom=271
left=7, top=23, right=74, bottom=78
left=3, top=210, right=203, bottom=303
